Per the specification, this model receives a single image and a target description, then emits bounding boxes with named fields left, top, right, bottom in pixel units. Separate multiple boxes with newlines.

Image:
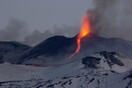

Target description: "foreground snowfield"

left=0, top=52, right=132, bottom=88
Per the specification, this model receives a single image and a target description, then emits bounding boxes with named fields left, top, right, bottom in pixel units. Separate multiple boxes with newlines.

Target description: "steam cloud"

left=93, top=0, right=132, bottom=40
left=0, top=18, right=79, bottom=46
left=0, top=18, right=28, bottom=42
left=24, top=25, right=79, bottom=46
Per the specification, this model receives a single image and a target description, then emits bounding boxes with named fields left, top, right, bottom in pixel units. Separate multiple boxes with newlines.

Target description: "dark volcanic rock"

left=0, top=53, right=4, bottom=63
left=82, top=56, right=101, bottom=69
left=82, top=51, right=124, bottom=69
left=96, top=51, right=124, bottom=67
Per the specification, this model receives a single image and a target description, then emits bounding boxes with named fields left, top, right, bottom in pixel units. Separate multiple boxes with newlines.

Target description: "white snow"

left=0, top=52, right=131, bottom=88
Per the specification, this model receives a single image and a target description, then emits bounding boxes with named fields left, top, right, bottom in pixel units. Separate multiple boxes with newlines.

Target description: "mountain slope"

left=0, top=69, right=131, bottom=88
left=15, top=34, right=132, bottom=65
left=15, top=36, right=76, bottom=64
left=0, top=51, right=131, bottom=88
left=0, top=41, right=31, bottom=63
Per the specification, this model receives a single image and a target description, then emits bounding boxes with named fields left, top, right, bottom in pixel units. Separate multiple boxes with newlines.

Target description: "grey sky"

left=0, top=0, right=93, bottom=32
left=0, top=0, right=132, bottom=45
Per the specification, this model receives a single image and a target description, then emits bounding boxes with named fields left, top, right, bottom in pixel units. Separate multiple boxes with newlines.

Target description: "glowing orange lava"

left=68, top=13, right=92, bottom=59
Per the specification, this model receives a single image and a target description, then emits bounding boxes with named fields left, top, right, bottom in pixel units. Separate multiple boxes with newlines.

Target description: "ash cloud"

left=93, top=0, right=132, bottom=40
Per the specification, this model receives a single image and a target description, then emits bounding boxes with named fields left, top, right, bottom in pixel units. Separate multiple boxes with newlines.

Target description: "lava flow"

left=68, top=12, right=92, bottom=59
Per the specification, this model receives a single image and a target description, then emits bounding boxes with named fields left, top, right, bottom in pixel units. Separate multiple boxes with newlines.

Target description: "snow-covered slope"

left=0, top=69, right=132, bottom=88
left=0, top=51, right=131, bottom=88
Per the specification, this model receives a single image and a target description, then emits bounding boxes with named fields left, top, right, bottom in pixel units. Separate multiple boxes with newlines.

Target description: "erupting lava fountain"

left=68, top=11, right=92, bottom=59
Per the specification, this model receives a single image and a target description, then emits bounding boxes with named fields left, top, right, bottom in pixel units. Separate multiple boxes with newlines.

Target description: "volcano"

left=12, top=12, right=132, bottom=65
left=13, top=33, right=132, bottom=66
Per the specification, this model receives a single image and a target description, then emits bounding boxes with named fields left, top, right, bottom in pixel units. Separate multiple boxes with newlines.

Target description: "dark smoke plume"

left=93, top=0, right=132, bottom=40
